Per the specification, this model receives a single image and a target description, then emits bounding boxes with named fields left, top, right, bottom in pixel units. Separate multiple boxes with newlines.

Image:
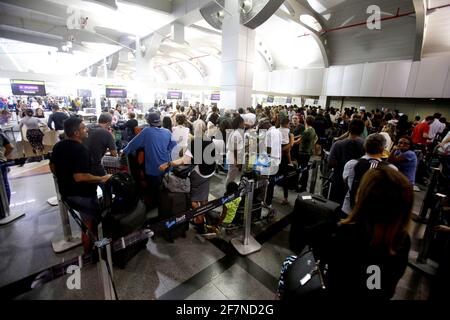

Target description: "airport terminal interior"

left=0, top=0, right=450, bottom=301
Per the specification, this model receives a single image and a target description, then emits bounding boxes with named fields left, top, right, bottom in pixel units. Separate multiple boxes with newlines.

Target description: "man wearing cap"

left=123, top=112, right=177, bottom=200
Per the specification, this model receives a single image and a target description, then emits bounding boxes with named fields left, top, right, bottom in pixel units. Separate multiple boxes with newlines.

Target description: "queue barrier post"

left=231, top=179, right=262, bottom=255
left=417, top=167, right=440, bottom=222
left=0, top=165, right=25, bottom=226
left=96, top=223, right=118, bottom=300
left=408, top=193, right=446, bottom=277
left=51, top=175, right=82, bottom=253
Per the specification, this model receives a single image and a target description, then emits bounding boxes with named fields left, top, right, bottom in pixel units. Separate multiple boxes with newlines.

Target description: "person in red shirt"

left=411, top=116, right=434, bottom=147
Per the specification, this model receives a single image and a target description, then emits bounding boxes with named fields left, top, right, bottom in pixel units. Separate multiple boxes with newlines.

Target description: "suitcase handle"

left=311, top=195, right=327, bottom=203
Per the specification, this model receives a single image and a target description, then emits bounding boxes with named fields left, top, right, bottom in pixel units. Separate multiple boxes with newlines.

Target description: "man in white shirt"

left=242, top=107, right=257, bottom=128
left=258, top=120, right=282, bottom=206
left=226, top=115, right=245, bottom=186
left=429, top=113, right=446, bottom=143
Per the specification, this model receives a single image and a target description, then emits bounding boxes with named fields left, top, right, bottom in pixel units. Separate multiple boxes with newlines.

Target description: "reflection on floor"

left=0, top=163, right=434, bottom=300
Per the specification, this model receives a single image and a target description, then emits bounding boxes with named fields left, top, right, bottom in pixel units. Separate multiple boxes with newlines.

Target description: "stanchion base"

left=51, top=236, right=82, bottom=253
left=0, top=212, right=25, bottom=226
left=47, top=196, right=58, bottom=206
left=231, top=236, right=262, bottom=256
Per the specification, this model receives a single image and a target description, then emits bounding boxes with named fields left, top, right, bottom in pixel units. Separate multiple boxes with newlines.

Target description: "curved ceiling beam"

left=241, top=0, right=286, bottom=29
left=276, top=0, right=330, bottom=67
left=200, top=0, right=286, bottom=30
left=412, top=0, right=427, bottom=61
left=296, top=0, right=327, bottom=27
left=159, top=45, right=209, bottom=77
left=255, top=37, right=275, bottom=71
left=154, top=53, right=208, bottom=79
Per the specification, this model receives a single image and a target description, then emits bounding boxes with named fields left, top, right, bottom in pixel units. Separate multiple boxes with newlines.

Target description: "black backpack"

left=104, top=172, right=139, bottom=214
left=349, top=158, right=387, bottom=208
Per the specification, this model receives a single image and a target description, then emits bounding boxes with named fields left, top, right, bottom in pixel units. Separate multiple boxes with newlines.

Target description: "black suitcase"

left=158, top=190, right=190, bottom=242
left=289, top=192, right=340, bottom=254
left=102, top=199, right=148, bottom=269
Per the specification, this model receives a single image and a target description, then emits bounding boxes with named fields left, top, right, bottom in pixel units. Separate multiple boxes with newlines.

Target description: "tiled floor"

left=0, top=162, right=437, bottom=300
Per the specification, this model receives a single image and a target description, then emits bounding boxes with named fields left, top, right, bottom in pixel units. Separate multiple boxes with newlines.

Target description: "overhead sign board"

left=106, top=86, right=127, bottom=98
left=10, top=80, right=46, bottom=96
left=167, top=91, right=182, bottom=99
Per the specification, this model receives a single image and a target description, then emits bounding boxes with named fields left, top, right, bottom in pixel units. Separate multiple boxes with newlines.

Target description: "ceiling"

left=0, top=0, right=449, bottom=85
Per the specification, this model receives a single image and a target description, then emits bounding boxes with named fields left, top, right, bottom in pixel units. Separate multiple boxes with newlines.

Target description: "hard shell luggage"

left=158, top=190, right=190, bottom=242
left=102, top=199, right=148, bottom=269
left=289, top=192, right=340, bottom=254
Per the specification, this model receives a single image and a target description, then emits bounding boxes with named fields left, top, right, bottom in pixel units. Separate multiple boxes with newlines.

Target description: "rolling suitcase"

left=289, top=192, right=340, bottom=254
left=158, top=190, right=190, bottom=242
left=102, top=199, right=148, bottom=269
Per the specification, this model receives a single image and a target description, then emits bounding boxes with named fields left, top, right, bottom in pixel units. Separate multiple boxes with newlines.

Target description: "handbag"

left=278, top=246, right=326, bottom=300
left=172, top=164, right=196, bottom=179
left=163, top=172, right=190, bottom=193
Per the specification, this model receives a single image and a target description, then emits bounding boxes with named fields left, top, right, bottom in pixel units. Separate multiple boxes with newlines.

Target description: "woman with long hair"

left=321, top=166, right=412, bottom=299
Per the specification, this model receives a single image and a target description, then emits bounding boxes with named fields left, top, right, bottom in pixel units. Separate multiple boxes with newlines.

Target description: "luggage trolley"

left=101, top=154, right=129, bottom=174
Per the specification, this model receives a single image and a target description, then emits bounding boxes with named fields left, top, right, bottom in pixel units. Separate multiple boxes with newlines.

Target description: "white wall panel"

left=413, top=56, right=450, bottom=97
left=342, top=64, right=364, bottom=96
left=290, top=69, right=307, bottom=94
left=305, top=69, right=324, bottom=96
left=360, top=63, right=386, bottom=96
left=443, top=63, right=450, bottom=98
left=279, top=69, right=293, bottom=94
left=405, top=61, right=420, bottom=97
left=252, top=71, right=269, bottom=92
left=325, top=66, right=345, bottom=96
left=321, top=68, right=329, bottom=96
left=381, top=61, right=412, bottom=97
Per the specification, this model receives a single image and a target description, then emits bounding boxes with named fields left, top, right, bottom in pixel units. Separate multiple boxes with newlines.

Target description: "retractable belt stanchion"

left=408, top=193, right=446, bottom=276
left=416, top=167, right=440, bottom=222
left=96, top=223, right=118, bottom=300
left=0, top=166, right=25, bottom=226
left=309, top=159, right=320, bottom=194
left=51, top=175, right=81, bottom=253
left=231, top=179, right=262, bottom=255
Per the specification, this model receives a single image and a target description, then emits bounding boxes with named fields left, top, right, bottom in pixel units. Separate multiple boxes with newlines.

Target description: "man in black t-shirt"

left=328, top=120, right=365, bottom=206
left=50, top=117, right=111, bottom=252
left=84, top=112, right=117, bottom=176
left=47, top=105, right=69, bottom=131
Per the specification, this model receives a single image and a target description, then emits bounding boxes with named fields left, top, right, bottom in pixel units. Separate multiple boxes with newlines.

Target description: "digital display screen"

left=77, top=89, right=92, bottom=97
left=267, top=95, right=274, bottom=103
left=167, top=91, right=182, bottom=99
left=286, top=97, right=292, bottom=104
left=106, top=86, right=127, bottom=98
left=10, top=80, right=46, bottom=96
left=210, top=93, right=220, bottom=101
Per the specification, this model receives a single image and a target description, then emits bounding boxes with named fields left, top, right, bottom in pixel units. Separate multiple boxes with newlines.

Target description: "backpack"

left=349, top=158, right=387, bottom=208
left=103, top=172, right=139, bottom=214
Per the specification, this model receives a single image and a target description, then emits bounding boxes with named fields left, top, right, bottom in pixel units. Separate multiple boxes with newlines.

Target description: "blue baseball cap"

left=146, top=112, right=161, bottom=127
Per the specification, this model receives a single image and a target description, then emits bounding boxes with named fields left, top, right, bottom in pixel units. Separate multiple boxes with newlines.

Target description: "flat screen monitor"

left=106, top=86, right=127, bottom=98
left=167, top=91, right=182, bottom=99
left=78, top=89, right=92, bottom=97
left=210, top=93, right=220, bottom=101
left=286, top=97, right=292, bottom=104
left=267, top=95, right=274, bottom=103
left=10, top=80, right=46, bottom=96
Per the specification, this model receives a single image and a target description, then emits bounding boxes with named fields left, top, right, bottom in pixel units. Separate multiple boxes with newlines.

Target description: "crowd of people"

left=2, top=99, right=449, bottom=299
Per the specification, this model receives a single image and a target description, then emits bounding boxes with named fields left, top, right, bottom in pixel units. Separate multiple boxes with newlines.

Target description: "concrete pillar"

left=219, top=0, right=255, bottom=110
left=135, top=36, right=153, bottom=81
